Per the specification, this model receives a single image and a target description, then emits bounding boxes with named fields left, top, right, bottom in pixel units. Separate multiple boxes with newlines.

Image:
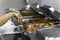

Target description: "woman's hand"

left=0, top=11, right=23, bottom=26
left=13, top=12, right=23, bottom=24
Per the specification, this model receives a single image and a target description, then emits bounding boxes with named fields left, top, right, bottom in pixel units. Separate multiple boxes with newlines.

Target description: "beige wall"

left=0, top=0, right=24, bottom=15
left=0, top=0, right=24, bottom=10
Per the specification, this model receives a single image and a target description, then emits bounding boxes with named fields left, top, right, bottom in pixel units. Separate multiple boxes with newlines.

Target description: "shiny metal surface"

left=36, top=24, right=60, bottom=40
left=30, top=3, right=48, bottom=17
left=41, top=5, right=60, bottom=22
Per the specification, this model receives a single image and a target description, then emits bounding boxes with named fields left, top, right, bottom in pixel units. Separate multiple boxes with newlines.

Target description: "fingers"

left=9, top=12, right=23, bottom=25
left=16, top=13, right=23, bottom=24
left=19, top=15, right=23, bottom=24
left=17, top=15, right=23, bottom=24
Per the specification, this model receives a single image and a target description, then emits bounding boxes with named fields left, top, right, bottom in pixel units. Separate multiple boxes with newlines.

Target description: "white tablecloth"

left=0, top=19, right=17, bottom=35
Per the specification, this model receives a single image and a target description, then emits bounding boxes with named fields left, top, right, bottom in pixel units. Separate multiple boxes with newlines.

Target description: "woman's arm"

left=0, top=12, right=23, bottom=26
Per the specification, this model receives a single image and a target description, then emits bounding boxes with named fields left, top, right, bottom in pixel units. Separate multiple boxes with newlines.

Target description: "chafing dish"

left=21, top=5, right=60, bottom=40
left=10, top=3, right=60, bottom=40
left=11, top=4, right=60, bottom=33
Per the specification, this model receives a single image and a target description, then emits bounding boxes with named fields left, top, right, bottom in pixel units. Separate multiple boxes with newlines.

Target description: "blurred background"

left=0, top=0, right=60, bottom=15
left=0, top=0, right=60, bottom=13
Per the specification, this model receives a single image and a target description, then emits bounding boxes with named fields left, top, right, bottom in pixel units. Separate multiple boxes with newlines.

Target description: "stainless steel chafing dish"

left=19, top=4, right=60, bottom=34
left=8, top=3, right=60, bottom=40
left=21, top=4, right=60, bottom=40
